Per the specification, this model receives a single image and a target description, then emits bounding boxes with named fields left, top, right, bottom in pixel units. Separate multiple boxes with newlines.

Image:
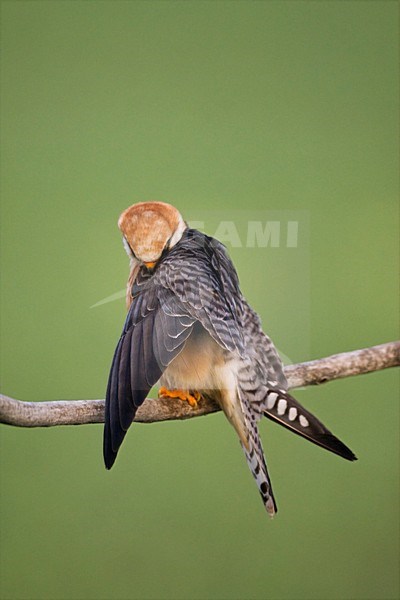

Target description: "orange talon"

left=158, top=387, right=200, bottom=408
left=192, top=390, right=202, bottom=403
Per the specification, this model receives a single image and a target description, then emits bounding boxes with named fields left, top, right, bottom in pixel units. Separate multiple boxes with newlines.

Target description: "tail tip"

left=103, top=450, right=117, bottom=470
left=266, top=497, right=277, bottom=518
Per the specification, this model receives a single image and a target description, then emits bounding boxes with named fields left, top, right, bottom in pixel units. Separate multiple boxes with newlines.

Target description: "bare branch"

left=283, top=341, right=400, bottom=388
left=1, top=341, right=398, bottom=428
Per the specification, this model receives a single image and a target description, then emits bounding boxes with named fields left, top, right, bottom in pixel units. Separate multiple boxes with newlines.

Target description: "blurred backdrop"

left=0, top=2, right=398, bottom=599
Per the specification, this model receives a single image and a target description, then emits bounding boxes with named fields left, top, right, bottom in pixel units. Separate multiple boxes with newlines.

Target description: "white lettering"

left=213, top=221, right=242, bottom=247
left=246, top=221, right=280, bottom=248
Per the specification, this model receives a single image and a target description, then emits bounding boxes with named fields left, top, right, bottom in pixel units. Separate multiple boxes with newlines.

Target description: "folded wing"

left=103, top=284, right=195, bottom=469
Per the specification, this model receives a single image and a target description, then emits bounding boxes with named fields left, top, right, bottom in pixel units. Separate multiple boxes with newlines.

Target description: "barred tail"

left=241, top=434, right=277, bottom=517
left=260, top=388, right=357, bottom=461
left=236, top=387, right=278, bottom=516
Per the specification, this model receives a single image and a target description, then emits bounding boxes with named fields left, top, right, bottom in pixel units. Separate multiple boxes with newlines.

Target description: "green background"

left=1, top=2, right=398, bottom=599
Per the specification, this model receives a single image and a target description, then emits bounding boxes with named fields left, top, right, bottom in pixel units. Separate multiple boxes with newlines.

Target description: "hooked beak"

left=144, top=261, right=157, bottom=270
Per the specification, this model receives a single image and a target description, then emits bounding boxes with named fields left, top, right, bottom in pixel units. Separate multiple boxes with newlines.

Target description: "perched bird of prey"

left=104, top=201, right=356, bottom=516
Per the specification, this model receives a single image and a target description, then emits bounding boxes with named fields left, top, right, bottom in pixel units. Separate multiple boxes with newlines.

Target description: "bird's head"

left=118, top=201, right=187, bottom=270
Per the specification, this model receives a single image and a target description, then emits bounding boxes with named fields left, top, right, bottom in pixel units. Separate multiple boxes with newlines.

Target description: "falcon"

left=104, top=201, right=356, bottom=516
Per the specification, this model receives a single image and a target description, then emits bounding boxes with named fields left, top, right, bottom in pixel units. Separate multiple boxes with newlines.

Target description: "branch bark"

left=1, top=341, right=398, bottom=428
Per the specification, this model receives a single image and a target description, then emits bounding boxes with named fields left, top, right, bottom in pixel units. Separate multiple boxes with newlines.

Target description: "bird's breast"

left=160, top=323, right=236, bottom=392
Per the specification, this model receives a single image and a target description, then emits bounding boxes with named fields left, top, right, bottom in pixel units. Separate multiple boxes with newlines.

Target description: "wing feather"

left=156, top=229, right=246, bottom=356
left=118, top=328, right=133, bottom=431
